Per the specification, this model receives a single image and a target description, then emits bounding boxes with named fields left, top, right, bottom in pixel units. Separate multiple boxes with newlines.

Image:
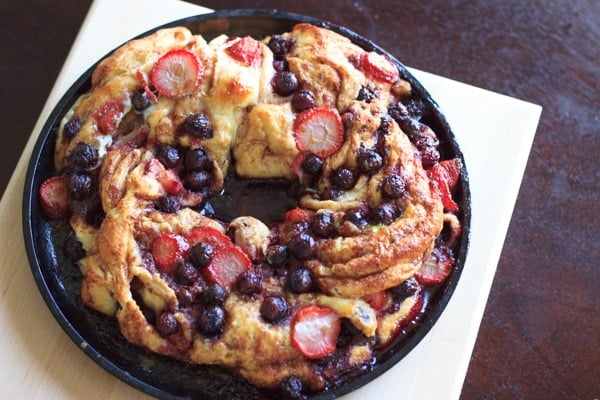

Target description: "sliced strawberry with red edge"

left=428, top=158, right=461, bottom=212
left=293, top=108, right=344, bottom=158
left=224, top=36, right=262, bottom=67
left=205, top=245, right=251, bottom=287
left=145, top=159, right=184, bottom=195
left=375, top=286, right=423, bottom=348
left=283, top=207, right=314, bottom=224
left=357, top=52, right=399, bottom=84
left=151, top=233, right=190, bottom=274
left=151, top=49, right=201, bottom=98
left=415, top=245, right=454, bottom=286
left=185, top=226, right=231, bottom=252
left=94, top=100, right=123, bottom=134
left=362, top=291, right=388, bottom=312
left=291, top=305, right=340, bottom=359
left=135, top=69, right=159, bottom=103
left=39, top=176, right=70, bottom=220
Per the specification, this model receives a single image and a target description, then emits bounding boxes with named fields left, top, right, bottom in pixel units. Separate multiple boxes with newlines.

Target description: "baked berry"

left=132, top=88, right=152, bottom=112
left=236, top=270, right=263, bottom=295
left=321, top=188, right=341, bottom=200
left=388, top=101, right=409, bottom=122
left=288, top=232, right=317, bottom=260
left=344, top=209, right=367, bottom=228
left=268, top=34, right=292, bottom=58
left=356, top=84, right=378, bottom=103
left=260, top=295, right=289, bottom=323
left=273, top=71, right=298, bottom=96
left=184, top=170, right=211, bottom=191
left=189, top=242, right=214, bottom=268
left=64, top=232, right=85, bottom=261
left=156, top=311, right=179, bottom=336
left=390, top=276, right=420, bottom=300
left=201, top=283, right=226, bottom=305
left=291, top=90, right=317, bottom=112
left=68, top=173, right=93, bottom=201
left=175, top=286, right=194, bottom=306
left=394, top=115, right=421, bottom=140
left=382, top=173, right=406, bottom=198
left=357, top=148, right=383, bottom=173
left=420, top=146, right=440, bottom=168
left=198, top=305, right=226, bottom=335
left=180, top=113, right=213, bottom=139
left=154, top=195, right=181, bottom=213
left=65, top=142, right=98, bottom=171
left=63, top=118, right=81, bottom=140
left=371, top=203, right=398, bottom=225
left=300, top=153, right=323, bottom=176
left=266, top=244, right=288, bottom=266
left=156, top=145, right=180, bottom=169
left=330, top=167, right=356, bottom=190
left=311, top=212, right=336, bottom=238
left=288, top=268, right=313, bottom=293
left=273, top=59, right=288, bottom=73
left=184, top=147, right=210, bottom=171
left=279, top=375, right=303, bottom=399
left=175, top=262, right=199, bottom=285
left=406, top=97, right=426, bottom=118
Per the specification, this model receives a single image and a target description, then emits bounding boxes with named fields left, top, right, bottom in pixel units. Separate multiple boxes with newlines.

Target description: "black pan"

left=22, top=9, right=471, bottom=399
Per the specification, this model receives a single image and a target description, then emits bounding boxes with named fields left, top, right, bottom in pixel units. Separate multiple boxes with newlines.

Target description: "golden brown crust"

left=55, top=23, right=453, bottom=392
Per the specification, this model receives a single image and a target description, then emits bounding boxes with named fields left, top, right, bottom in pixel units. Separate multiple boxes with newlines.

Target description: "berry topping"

left=284, top=207, right=314, bottom=225
left=185, top=227, right=231, bottom=253
left=189, top=242, right=214, bottom=268
left=64, top=232, right=86, bottom=261
left=300, top=153, right=323, bottom=176
left=150, top=49, right=201, bottom=98
left=381, top=173, right=406, bottom=199
left=175, top=262, right=199, bottom=285
left=291, top=305, right=340, bottom=359
left=151, top=233, right=190, bottom=274
left=156, top=145, right=181, bottom=169
left=154, top=195, right=181, bottom=213
left=371, top=203, right=398, bottom=225
left=343, top=209, right=367, bottom=229
left=287, top=232, right=317, bottom=260
left=201, top=283, right=226, bottom=305
left=415, top=245, right=454, bottom=285
left=260, top=295, right=289, bottom=323
left=311, top=212, right=336, bottom=238
left=205, top=246, right=251, bottom=288
left=132, top=88, right=153, bottom=112
left=356, top=84, right=378, bottom=103
left=63, top=118, right=81, bottom=140
left=198, top=305, right=226, bottom=336
left=356, top=51, right=399, bottom=84
left=183, top=170, right=211, bottom=192
left=330, top=167, right=356, bottom=190
left=145, top=159, right=184, bottom=195
left=390, top=276, right=420, bottom=300
left=68, top=173, right=94, bottom=201
left=236, top=269, right=264, bottom=295
left=156, top=311, right=179, bottom=336
left=39, top=176, right=70, bottom=220
left=273, top=70, right=299, bottom=96
left=266, top=244, right=288, bottom=266
left=279, top=375, right=303, bottom=400
left=291, top=89, right=317, bottom=112
left=225, top=36, right=262, bottom=67
left=428, top=159, right=461, bottom=213
left=65, top=142, right=99, bottom=172
left=94, top=100, right=123, bottom=134
left=362, top=291, right=388, bottom=311
left=184, top=147, right=211, bottom=171
left=293, top=108, right=344, bottom=158
left=267, top=34, right=292, bottom=59
left=288, top=268, right=313, bottom=293
left=357, top=148, right=384, bottom=173
left=179, top=113, right=213, bottom=139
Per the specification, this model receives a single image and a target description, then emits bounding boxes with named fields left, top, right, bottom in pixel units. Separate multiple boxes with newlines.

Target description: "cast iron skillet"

left=22, top=9, right=471, bottom=400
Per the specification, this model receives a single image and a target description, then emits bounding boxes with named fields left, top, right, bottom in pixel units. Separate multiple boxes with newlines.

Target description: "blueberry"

left=288, top=268, right=313, bottom=293
left=382, top=174, right=406, bottom=199
left=65, top=143, right=98, bottom=171
left=184, top=147, right=210, bottom=171
left=180, top=113, right=213, bottom=139
left=274, top=71, right=298, bottom=96
left=68, top=173, right=93, bottom=201
left=300, top=153, right=323, bottom=176
left=288, top=232, right=317, bottom=260
left=132, top=89, right=152, bottom=112
left=268, top=34, right=292, bottom=58
left=260, top=295, right=288, bottom=323
left=198, top=305, right=226, bottom=335
left=292, top=90, right=317, bottom=112
left=390, top=277, right=420, bottom=300
left=64, top=232, right=85, bottom=261
left=330, top=167, right=356, bottom=190
left=156, top=145, right=180, bottom=169
left=156, top=311, right=179, bottom=336
left=236, top=270, right=264, bottom=295
left=201, top=283, right=226, bottom=306
left=184, top=170, right=211, bottom=191
left=266, top=244, right=288, bottom=266
left=279, top=375, right=303, bottom=399
left=63, top=118, right=81, bottom=140
left=357, top=149, right=383, bottom=173
left=311, top=212, right=336, bottom=238
left=175, top=262, right=199, bottom=285
left=189, top=242, right=214, bottom=268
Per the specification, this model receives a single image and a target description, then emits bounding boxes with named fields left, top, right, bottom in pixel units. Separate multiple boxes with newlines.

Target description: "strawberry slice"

left=362, top=291, right=388, bottom=312
left=135, top=69, right=159, bottom=104
left=150, top=49, right=201, bottom=98
left=357, top=52, right=399, bottom=84
left=284, top=207, right=314, bottom=224
left=293, top=108, right=344, bottom=158
left=428, top=158, right=461, bottom=212
left=415, top=245, right=454, bottom=286
left=145, top=159, right=184, bottom=195
left=39, top=176, right=70, bottom=220
left=291, top=305, right=340, bottom=359
left=205, top=245, right=251, bottom=287
left=94, top=100, right=123, bottom=134
left=185, top=226, right=231, bottom=252
left=224, top=36, right=262, bottom=67
left=152, top=233, right=190, bottom=274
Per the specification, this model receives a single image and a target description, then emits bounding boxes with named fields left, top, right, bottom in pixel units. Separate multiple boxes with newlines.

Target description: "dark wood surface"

left=1, top=1, right=598, bottom=398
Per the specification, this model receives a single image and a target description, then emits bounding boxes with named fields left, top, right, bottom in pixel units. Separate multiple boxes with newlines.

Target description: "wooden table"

left=1, top=1, right=598, bottom=399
